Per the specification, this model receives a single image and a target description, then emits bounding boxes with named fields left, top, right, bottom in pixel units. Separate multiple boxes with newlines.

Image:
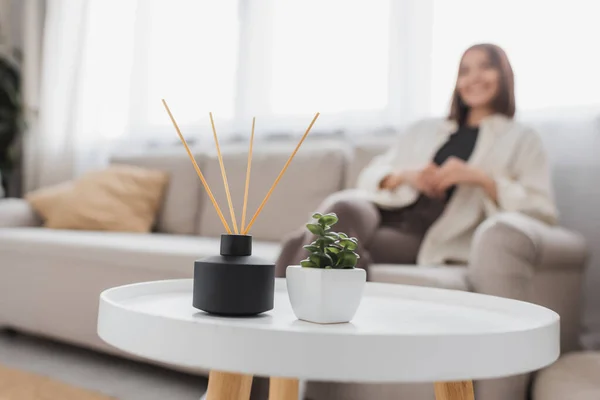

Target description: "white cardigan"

left=356, top=114, right=558, bottom=265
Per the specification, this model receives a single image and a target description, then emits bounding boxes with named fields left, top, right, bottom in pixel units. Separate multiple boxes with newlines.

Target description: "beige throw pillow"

left=26, top=165, right=169, bottom=233
left=25, top=181, right=75, bottom=217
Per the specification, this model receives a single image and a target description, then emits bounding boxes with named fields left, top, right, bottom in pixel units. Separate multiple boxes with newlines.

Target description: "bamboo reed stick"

left=240, top=117, right=255, bottom=234
left=243, top=112, right=320, bottom=234
left=162, top=100, right=232, bottom=234
left=209, top=112, right=239, bottom=234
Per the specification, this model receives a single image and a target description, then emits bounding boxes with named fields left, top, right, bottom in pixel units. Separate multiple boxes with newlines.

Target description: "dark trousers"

left=275, top=192, right=445, bottom=277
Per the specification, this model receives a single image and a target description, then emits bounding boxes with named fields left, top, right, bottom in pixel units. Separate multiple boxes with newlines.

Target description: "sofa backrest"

left=521, top=111, right=600, bottom=345
left=345, top=135, right=397, bottom=189
left=196, top=140, right=349, bottom=241
left=110, top=150, right=204, bottom=235
left=111, top=112, right=600, bottom=249
left=113, top=139, right=350, bottom=241
left=521, top=112, right=600, bottom=233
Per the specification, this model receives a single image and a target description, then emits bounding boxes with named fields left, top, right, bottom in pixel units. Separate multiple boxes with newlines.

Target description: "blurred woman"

left=275, top=43, right=557, bottom=276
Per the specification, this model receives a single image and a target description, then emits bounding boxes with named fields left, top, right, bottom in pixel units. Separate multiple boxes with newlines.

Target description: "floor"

left=0, top=330, right=207, bottom=400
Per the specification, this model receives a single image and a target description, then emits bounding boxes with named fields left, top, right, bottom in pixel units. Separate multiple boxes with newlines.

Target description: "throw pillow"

left=25, top=181, right=75, bottom=219
left=26, top=165, right=169, bottom=233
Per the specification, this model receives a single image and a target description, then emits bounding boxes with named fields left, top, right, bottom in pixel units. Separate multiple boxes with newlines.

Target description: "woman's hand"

left=405, top=164, right=440, bottom=197
left=434, top=157, right=498, bottom=201
left=380, top=164, right=441, bottom=197
left=379, top=172, right=405, bottom=191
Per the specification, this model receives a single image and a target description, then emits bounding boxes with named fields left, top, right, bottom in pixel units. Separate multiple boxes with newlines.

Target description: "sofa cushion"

left=522, top=112, right=600, bottom=228
left=0, top=198, right=42, bottom=227
left=24, top=181, right=74, bottom=217
left=0, top=227, right=281, bottom=274
left=26, top=165, right=169, bottom=233
left=346, top=136, right=396, bottom=188
left=533, top=352, right=600, bottom=400
left=111, top=151, right=203, bottom=235
left=197, top=141, right=348, bottom=241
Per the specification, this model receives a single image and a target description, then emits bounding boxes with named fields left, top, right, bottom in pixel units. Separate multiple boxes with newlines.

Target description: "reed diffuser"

left=162, top=100, right=319, bottom=316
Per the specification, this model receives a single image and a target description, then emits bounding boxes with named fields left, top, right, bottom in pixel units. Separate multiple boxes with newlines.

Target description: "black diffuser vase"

left=193, top=234, right=275, bottom=316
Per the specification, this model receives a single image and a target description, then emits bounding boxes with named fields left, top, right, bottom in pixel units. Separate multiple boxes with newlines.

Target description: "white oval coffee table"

left=98, top=279, right=559, bottom=400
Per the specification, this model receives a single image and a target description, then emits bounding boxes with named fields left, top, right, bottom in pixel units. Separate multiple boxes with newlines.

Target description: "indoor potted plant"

left=286, top=212, right=366, bottom=324
left=0, top=54, right=23, bottom=196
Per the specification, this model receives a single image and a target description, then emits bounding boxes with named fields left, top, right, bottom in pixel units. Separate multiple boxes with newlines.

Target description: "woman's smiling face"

left=457, top=48, right=500, bottom=110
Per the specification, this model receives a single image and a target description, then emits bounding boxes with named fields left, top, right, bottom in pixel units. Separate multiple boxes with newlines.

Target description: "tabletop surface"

left=98, top=278, right=559, bottom=383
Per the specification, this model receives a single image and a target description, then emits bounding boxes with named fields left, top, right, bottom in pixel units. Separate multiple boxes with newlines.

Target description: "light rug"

left=0, top=364, right=114, bottom=400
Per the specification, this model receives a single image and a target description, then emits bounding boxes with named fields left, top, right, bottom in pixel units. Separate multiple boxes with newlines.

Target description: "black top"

left=432, top=125, right=479, bottom=200
left=433, top=125, right=479, bottom=166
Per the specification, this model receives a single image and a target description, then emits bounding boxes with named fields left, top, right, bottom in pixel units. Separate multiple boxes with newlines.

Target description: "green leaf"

left=309, top=252, right=334, bottom=268
left=311, top=212, right=323, bottom=220
left=322, top=236, right=336, bottom=245
left=335, top=251, right=359, bottom=268
left=315, top=237, right=335, bottom=248
left=319, top=213, right=338, bottom=226
left=339, top=239, right=358, bottom=251
left=306, top=223, right=324, bottom=236
left=303, top=244, right=320, bottom=253
left=338, top=232, right=348, bottom=239
left=326, top=246, right=341, bottom=254
left=325, top=232, right=340, bottom=240
left=300, top=259, right=317, bottom=268
left=327, top=250, right=339, bottom=265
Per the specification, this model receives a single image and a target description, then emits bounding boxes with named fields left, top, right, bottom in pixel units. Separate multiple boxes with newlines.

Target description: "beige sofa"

left=0, top=114, right=595, bottom=400
left=533, top=351, right=600, bottom=400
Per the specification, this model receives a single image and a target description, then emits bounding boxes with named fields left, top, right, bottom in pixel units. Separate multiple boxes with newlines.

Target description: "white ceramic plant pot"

left=286, top=265, right=366, bottom=324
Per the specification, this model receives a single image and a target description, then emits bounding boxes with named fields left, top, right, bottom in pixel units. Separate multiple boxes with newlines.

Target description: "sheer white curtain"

left=32, top=0, right=137, bottom=188
left=129, top=0, right=403, bottom=140
left=129, top=0, right=239, bottom=142
left=32, top=0, right=600, bottom=187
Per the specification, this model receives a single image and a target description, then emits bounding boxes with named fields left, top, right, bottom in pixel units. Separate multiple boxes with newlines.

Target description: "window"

left=431, top=0, right=600, bottom=115
left=90, top=0, right=599, bottom=144
left=268, top=0, right=390, bottom=116
left=128, top=0, right=393, bottom=140
left=131, top=0, right=239, bottom=137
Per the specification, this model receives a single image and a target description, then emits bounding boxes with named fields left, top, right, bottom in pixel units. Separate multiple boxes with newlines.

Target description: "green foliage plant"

left=300, top=212, right=360, bottom=269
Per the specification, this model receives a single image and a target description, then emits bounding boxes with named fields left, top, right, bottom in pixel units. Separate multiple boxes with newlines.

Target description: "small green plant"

left=300, top=212, right=360, bottom=269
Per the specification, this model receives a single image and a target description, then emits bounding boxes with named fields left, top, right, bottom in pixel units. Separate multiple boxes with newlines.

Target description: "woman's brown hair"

left=449, top=43, right=516, bottom=126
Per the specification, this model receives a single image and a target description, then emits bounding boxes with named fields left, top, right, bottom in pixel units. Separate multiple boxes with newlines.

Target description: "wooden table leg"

left=434, top=381, right=475, bottom=400
left=206, top=370, right=253, bottom=400
left=269, top=377, right=299, bottom=400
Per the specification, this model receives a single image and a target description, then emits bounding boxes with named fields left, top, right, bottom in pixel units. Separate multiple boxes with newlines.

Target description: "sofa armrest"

left=0, top=198, right=42, bottom=227
left=471, top=212, right=588, bottom=275
left=469, top=213, right=587, bottom=300
left=469, top=212, right=587, bottom=353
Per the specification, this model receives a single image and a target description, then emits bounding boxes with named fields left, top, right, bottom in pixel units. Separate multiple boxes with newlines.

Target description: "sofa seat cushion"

left=0, top=228, right=281, bottom=275
left=369, top=265, right=470, bottom=291
left=533, top=352, right=600, bottom=400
